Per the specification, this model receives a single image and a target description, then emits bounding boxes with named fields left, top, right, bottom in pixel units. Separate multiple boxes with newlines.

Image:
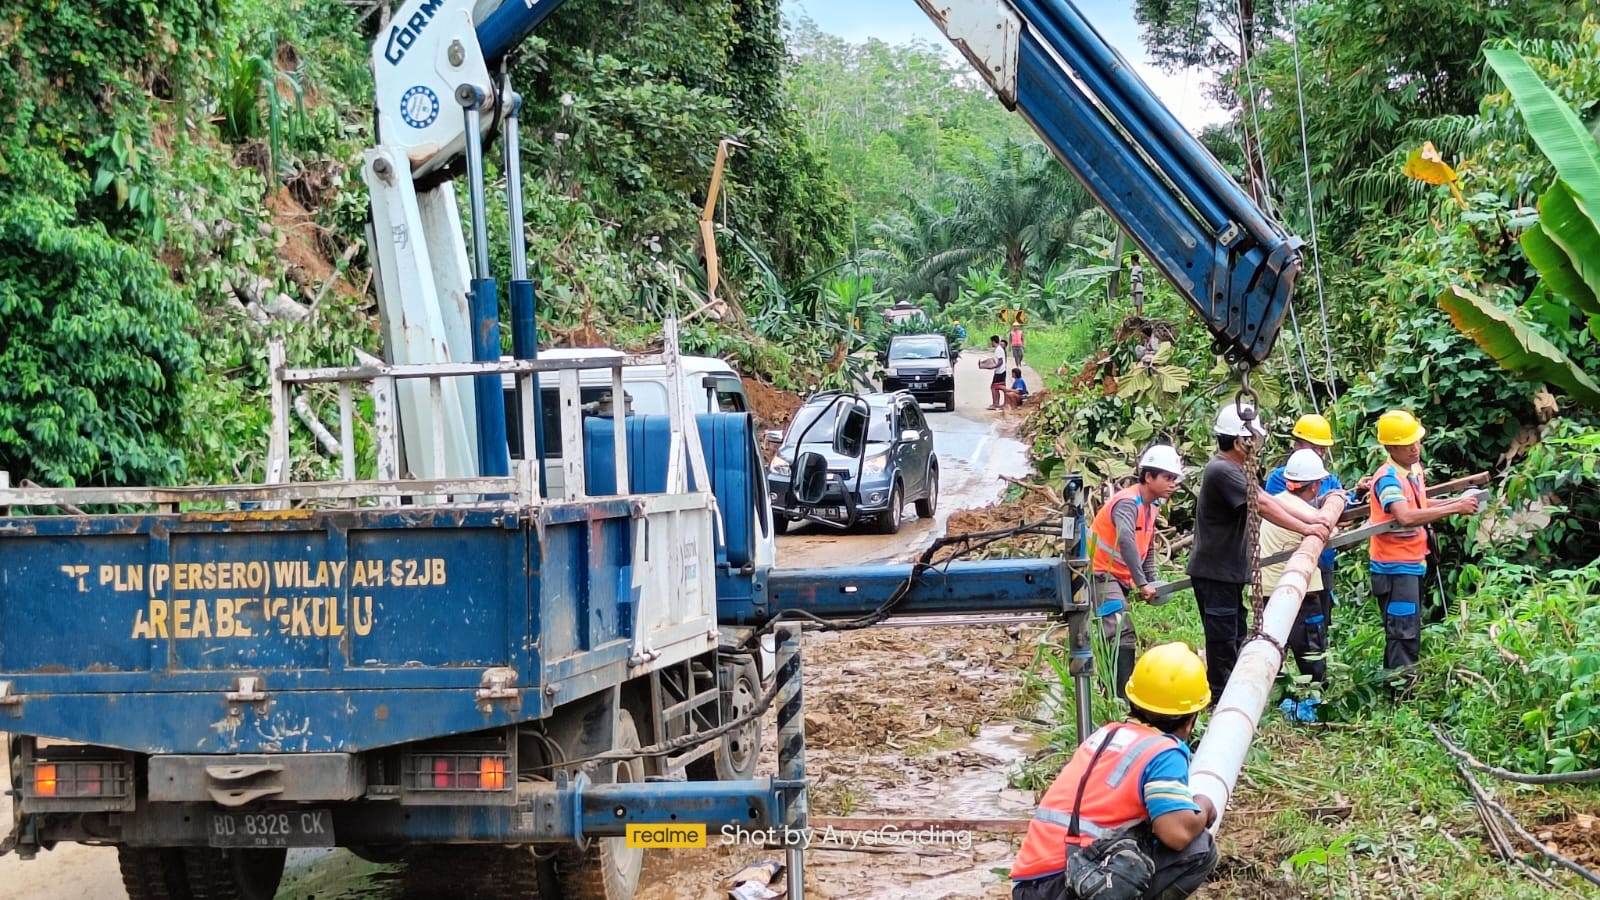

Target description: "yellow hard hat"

left=1124, top=643, right=1211, bottom=716
left=1376, top=410, right=1426, bottom=446
left=1291, top=413, right=1335, bottom=447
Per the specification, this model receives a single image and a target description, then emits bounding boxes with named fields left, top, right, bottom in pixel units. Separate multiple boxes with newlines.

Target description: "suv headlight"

left=862, top=452, right=889, bottom=478
left=769, top=457, right=791, bottom=476
left=936, top=365, right=953, bottom=376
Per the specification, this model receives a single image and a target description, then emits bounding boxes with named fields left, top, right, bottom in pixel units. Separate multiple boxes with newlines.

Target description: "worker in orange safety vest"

left=1089, top=444, right=1184, bottom=700
left=1011, top=643, right=1218, bottom=900
left=1366, top=410, right=1480, bottom=673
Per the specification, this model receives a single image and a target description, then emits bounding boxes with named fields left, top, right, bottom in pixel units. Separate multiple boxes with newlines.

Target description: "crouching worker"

left=1012, top=644, right=1218, bottom=900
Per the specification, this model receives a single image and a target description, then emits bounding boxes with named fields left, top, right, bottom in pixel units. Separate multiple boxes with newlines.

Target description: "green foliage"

left=0, top=157, right=198, bottom=486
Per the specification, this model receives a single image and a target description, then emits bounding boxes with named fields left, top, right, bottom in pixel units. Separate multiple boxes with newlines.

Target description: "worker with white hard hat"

left=1264, top=414, right=1349, bottom=607
left=1261, top=449, right=1339, bottom=721
left=1186, top=402, right=1334, bottom=700
left=1088, top=443, right=1184, bottom=699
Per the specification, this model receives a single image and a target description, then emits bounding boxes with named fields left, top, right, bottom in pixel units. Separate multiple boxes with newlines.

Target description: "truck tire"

left=405, top=845, right=547, bottom=899
left=687, top=657, right=763, bottom=782
left=550, top=709, right=645, bottom=900
left=943, top=391, right=956, bottom=411
left=118, top=847, right=193, bottom=900
left=180, top=847, right=285, bottom=900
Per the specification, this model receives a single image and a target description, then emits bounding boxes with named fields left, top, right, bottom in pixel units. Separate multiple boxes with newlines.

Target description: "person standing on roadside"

left=1011, top=644, right=1218, bottom=900
left=1366, top=410, right=1480, bottom=674
left=986, top=335, right=1008, bottom=410
left=1187, top=403, right=1334, bottom=700
left=1089, top=445, right=1184, bottom=700
left=1009, top=320, right=1026, bottom=365
left=1261, top=449, right=1337, bottom=720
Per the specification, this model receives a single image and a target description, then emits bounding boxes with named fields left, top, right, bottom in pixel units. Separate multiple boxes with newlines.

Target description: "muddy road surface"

left=1, top=352, right=1045, bottom=899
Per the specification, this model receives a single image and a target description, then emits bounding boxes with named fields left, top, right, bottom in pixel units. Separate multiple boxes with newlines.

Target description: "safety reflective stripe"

left=1105, top=734, right=1178, bottom=788
left=1031, top=806, right=1141, bottom=837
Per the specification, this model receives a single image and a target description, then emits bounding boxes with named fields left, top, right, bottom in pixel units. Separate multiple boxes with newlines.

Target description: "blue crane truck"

left=0, top=1, right=1302, bottom=898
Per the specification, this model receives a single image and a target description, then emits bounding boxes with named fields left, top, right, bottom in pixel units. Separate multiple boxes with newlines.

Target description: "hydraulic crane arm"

left=372, top=0, right=1299, bottom=372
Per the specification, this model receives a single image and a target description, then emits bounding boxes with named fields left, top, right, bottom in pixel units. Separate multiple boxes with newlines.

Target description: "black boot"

left=1116, top=646, right=1136, bottom=702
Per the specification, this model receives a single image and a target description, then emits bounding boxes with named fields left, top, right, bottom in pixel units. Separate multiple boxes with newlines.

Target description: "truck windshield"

left=887, top=336, right=947, bottom=362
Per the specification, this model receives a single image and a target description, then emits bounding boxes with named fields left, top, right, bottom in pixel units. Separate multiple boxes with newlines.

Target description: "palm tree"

left=950, top=139, right=1097, bottom=283
left=859, top=196, right=980, bottom=308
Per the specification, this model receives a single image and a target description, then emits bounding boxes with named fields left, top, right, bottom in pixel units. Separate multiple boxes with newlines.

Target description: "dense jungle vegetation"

left=9, top=0, right=1600, bottom=892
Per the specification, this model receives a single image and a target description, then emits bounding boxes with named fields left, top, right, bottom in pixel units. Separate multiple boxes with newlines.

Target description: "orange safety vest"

left=1368, top=462, right=1429, bottom=565
left=1090, top=486, right=1157, bottom=585
left=1011, top=722, right=1179, bottom=880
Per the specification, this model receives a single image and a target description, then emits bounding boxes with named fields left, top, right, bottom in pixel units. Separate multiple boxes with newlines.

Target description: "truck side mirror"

left=793, top=451, right=829, bottom=505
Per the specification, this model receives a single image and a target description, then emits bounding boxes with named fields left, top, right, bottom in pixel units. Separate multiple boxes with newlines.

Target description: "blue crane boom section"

left=474, top=0, right=1301, bottom=364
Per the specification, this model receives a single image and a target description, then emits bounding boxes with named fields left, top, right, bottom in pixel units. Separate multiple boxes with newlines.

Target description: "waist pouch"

left=1065, top=826, right=1154, bottom=900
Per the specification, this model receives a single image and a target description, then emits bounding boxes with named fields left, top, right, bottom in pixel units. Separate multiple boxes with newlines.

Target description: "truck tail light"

left=33, top=764, right=57, bottom=797
left=405, top=750, right=512, bottom=792
left=30, top=760, right=123, bottom=799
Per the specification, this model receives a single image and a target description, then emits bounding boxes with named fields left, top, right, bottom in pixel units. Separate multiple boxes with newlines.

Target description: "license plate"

left=909, top=382, right=927, bottom=389
left=818, top=507, right=848, bottom=520
left=209, top=809, right=334, bottom=848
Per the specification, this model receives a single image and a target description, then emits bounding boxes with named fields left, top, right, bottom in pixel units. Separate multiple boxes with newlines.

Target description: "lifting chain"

left=1235, top=366, right=1267, bottom=625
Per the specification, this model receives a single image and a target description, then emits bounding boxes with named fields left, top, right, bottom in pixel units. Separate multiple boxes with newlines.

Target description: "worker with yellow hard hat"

left=1261, top=413, right=1346, bottom=719
left=1012, top=643, right=1218, bottom=899
left=1366, top=410, right=1480, bottom=675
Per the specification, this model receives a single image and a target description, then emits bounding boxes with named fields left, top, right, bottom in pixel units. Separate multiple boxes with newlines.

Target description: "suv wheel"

left=943, top=391, right=956, bottom=411
left=915, top=466, right=939, bottom=519
left=874, top=483, right=903, bottom=535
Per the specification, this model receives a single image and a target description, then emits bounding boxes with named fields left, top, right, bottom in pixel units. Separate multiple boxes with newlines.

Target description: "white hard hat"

left=1283, top=448, right=1329, bottom=483
left=1138, top=444, right=1184, bottom=477
left=1214, top=402, right=1266, bottom=438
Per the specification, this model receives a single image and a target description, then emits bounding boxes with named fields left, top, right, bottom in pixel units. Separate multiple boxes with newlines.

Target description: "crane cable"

left=1288, top=0, right=1340, bottom=401
left=1235, top=0, right=1321, bottom=410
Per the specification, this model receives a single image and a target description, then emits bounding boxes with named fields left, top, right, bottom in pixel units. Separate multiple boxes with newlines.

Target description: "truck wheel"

left=915, top=466, right=939, bottom=519
left=551, top=709, right=645, bottom=900
left=943, top=391, right=956, bottom=411
left=118, top=847, right=193, bottom=900
left=405, top=845, right=546, bottom=899
left=688, top=658, right=763, bottom=782
left=181, top=847, right=286, bottom=900
left=874, top=483, right=903, bottom=535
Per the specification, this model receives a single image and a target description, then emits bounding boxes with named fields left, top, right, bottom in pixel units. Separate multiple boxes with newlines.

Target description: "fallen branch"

left=999, top=474, right=1064, bottom=508
left=1452, top=668, right=1501, bottom=704
left=1434, top=723, right=1600, bottom=785
left=1432, top=724, right=1600, bottom=892
left=311, top=244, right=361, bottom=309
left=1487, top=624, right=1531, bottom=673
left=293, top=394, right=343, bottom=458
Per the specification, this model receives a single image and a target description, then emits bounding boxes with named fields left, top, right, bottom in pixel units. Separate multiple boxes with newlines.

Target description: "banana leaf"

left=1485, top=49, right=1600, bottom=222
left=1438, top=284, right=1600, bottom=407
left=1526, top=181, right=1600, bottom=317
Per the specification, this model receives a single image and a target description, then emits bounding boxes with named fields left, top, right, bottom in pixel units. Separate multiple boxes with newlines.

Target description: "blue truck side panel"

left=0, top=505, right=670, bottom=753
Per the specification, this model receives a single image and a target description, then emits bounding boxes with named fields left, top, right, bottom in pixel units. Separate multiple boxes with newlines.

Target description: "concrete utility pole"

left=1188, top=492, right=1347, bottom=833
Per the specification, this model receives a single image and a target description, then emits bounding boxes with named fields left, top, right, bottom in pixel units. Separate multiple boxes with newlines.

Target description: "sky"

left=780, top=0, right=1226, bottom=132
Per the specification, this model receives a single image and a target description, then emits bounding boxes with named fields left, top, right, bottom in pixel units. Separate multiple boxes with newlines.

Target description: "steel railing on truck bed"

left=0, top=321, right=714, bottom=513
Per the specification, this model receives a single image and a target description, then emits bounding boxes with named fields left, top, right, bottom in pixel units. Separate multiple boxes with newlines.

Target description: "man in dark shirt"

left=1188, top=403, right=1333, bottom=699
